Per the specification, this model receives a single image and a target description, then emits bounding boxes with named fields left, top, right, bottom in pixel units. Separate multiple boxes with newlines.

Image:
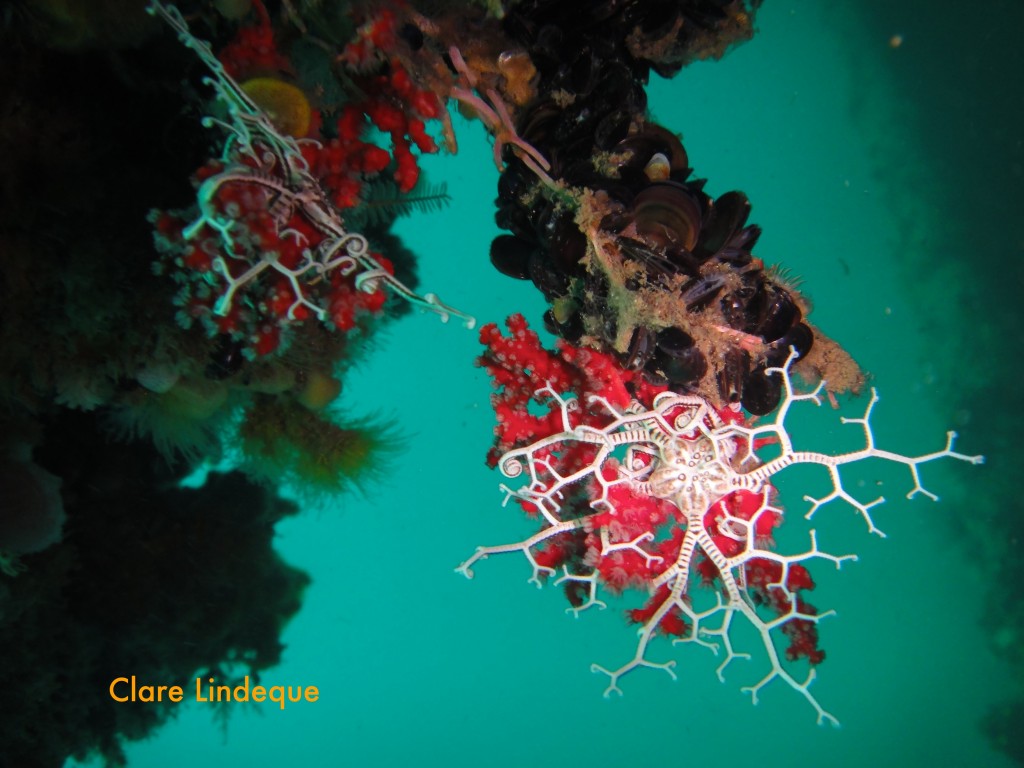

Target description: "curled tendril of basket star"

left=460, top=343, right=983, bottom=725
left=147, top=1, right=474, bottom=347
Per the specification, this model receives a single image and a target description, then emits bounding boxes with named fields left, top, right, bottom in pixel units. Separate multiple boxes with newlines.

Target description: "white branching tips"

left=459, top=349, right=983, bottom=724
left=147, top=1, right=475, bottom=331
left=728, top=359, right=984, bottom=535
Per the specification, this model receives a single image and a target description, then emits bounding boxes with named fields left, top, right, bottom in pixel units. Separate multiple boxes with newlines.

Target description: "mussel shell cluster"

left=504, top=0, right=755, bottom=80
left=490, top=0, right=810, bottom=415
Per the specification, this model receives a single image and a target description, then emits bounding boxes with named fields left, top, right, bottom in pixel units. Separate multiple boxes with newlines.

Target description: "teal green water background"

left=91, top=2, right=1022, bottom=765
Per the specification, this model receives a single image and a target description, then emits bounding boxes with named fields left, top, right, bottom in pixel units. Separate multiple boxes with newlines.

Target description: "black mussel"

left=591, top=34, right=618, bottom=60
left=554, top=102, right=601, bottom=147
left=595, top=62, right=645, bottom=112
left=664, top=244, right=702, bottom=276
left=206, top=334, right=245, bottom=379
left=544, top=307, right=585, bottom=343
left=558, top=124, right=604, bottom=168
left=611, top=135, right=672, bottom=175
left=650, top=58, right=684, bottom=80
left=755, top=285, right=801, bottom=342
left=728, top=223, right=762, bottom=252
left=590, top=174, right=639, bottom=205
left=616, top=165, right=653, bottom=194
left=668, top=166, right=694, bottom=185
left=634, top=124, right=689, bottom=172
left=568, top=47, right=598, bottom=94
left=528, top=251, right=570, bottom=300
left=490, top=235, right=535, bottom=280
left=629, top=80, right=648, bottom=114
left=743, top=282, right=769, bottom=330
left=562, top=314, right=585, bottom=343
left=696, top=191, right=750, bottom=259
left=721, top=285, right=758, bottom=331
left=594, top=0, right=632, bottom=25
left=497, top=160, right=533, bottom=203
left=631, top=182, right=702, bottom=252
left=653, top=327, right=706, bottom=384
left=543, top=308, right=558, bottom=336
left=694, top=184, right=715, bottom=222
left=618, top=236, right=690, bottom=283
left=655, top=326, right=694, bottom=356
left=621, top=326, right=656, bottom=370
left=560, top=158, right=601, bottom=188
left=517, top=100, right=561, bottom=148
left=530, top=25, right=565, bottom=72
left=717, top=348, right=750, bottom=403
left=548, top=216, right=588, bottom=275
left=655, top=345, right=707, bottom=385
left=494, top=203, right=538, bottom=243
left=595, top=109, right=633, bottom=150
left=535, top=200, right=559, bottom=246
left=572, top=148, right=628, bottom=182
left=713, top=247, right=753, bottom=266
left=631, top=0, right=682, bottom=43
left=741, top=365, right=782, bottom=415
left=680, top=274, right=725, bottom=311
left=766, top=322, right=814, bottom=366
left=599, top=209, right=631, bottom=233
left=612, top=126, right=687, bottom=176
